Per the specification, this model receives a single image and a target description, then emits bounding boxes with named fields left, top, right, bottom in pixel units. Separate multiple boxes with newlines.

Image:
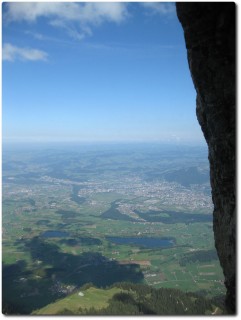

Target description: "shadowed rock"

left=176, top=2, right=236, bottom=313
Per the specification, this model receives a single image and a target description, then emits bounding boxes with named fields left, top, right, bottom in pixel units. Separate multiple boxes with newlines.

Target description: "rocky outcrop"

left=176, top=3, right=236, bottom=314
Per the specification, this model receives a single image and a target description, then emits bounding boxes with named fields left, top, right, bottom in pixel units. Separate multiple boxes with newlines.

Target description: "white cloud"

left=3, top=43, right=48, bottom=62
left=82, top=2, right=128, bottom=24
left=5, top=2, right=128, bottom=23
left=141, top=2, right=176, bottom=16
left=5, top=2, right=81, bottom=22
left=5, top=2, right=129, bottom=40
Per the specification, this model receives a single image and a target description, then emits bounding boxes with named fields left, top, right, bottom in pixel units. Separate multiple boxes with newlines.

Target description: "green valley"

left=2, top=143, right=225, bottom=314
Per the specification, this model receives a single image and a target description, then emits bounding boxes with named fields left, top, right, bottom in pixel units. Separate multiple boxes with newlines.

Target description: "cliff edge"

left=176, top=2, right=236, bottom=313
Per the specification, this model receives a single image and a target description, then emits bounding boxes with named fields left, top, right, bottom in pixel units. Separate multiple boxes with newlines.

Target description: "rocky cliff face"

left=176, top=3, right=236, bottom=313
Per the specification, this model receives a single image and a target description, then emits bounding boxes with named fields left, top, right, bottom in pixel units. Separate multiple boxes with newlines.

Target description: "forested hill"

left=32, top=282, right=225, bottom=315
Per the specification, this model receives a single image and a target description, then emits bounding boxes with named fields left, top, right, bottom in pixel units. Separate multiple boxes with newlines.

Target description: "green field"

left=33, top=287, right=123, bottom=315
left=2, top=144, right=226, bottom=314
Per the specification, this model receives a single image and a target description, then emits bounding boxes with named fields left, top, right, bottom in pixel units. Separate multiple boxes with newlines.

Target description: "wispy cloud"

left=25, top=30, right=46, bottom=40
left=3, top=43, right=48, bottom=62
left=24, top=30, right=79, bottom=47
left=4, top=2, right=129, bottom=40
left=141, top=2, right=176, bottom=16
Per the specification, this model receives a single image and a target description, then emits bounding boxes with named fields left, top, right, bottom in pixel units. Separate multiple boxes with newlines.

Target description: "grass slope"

left=33, top=287, right=122, bottom=315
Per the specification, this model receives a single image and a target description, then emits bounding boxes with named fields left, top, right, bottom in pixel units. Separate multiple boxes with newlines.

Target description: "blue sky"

left=2, top=2, right=205, bottom=144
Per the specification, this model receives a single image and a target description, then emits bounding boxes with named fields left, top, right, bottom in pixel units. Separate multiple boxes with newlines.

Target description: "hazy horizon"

left=2, top=139, right=207, bottom=148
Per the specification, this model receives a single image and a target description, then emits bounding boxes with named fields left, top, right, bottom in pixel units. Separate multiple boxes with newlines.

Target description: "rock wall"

left=176, top=3, right=236, bottom=313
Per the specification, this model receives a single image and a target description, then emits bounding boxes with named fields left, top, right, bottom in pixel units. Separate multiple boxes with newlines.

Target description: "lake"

left=41, top=230, right=70, bottom=238
left=106, top=236, right=175, bottom=248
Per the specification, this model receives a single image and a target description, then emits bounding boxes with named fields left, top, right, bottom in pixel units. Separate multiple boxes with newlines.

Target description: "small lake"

left=106, top=236, right=175, bottom=249
left=41, top=230, right=70, bottom=238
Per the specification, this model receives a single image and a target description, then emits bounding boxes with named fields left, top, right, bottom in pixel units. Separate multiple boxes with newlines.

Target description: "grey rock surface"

left=176, top=2, right=236, bottom=313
